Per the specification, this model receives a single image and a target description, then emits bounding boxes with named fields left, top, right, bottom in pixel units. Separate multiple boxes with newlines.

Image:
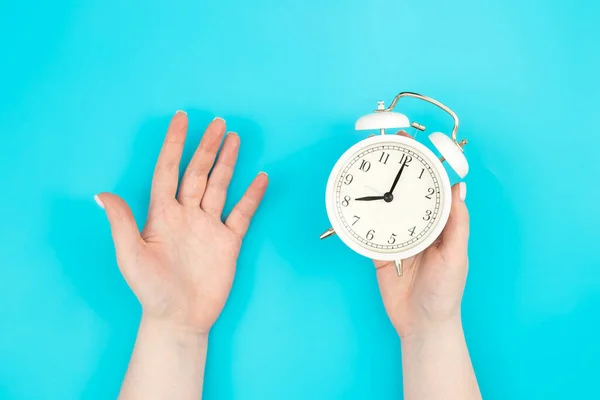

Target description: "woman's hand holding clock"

left=374, top=129, right=469, bottom=337
left=374, top=132, right=480, bottom=400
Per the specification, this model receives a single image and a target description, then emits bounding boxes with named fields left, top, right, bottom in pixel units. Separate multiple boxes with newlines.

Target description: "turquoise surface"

left=1, top=0, right=599, bottom=398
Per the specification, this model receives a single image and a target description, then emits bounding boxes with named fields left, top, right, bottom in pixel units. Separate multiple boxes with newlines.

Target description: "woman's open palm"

left=96, top=112, right=268, bottom=334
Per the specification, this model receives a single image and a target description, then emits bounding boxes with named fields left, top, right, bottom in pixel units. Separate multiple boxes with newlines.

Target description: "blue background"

left=1, top=0, right=599, bottom=398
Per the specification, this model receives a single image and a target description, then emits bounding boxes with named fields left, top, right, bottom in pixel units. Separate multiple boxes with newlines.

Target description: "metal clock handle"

left=379, top=91, right=462, bottom=144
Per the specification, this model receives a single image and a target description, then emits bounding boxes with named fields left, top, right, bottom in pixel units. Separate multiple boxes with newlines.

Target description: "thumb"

left=440, top=182, right=470, bottom=257
left=95, top=193, right=144, bottom=266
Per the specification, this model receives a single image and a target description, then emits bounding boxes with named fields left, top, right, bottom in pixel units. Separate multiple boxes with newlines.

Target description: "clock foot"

left=394, top=260, right=403, bottom=277
left=319, top=228, right=336, bottom=240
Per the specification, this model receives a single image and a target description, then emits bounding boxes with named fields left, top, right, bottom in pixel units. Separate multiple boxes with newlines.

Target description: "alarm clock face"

left=325, top=134, right=452, bottom=261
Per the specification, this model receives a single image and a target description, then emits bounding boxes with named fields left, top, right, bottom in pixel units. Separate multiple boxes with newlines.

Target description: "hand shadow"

left=48, top=110, right=266, bottom=399
left=459, top=148, right=522, bottom=399
left=207, top=122, right=405, bottom=399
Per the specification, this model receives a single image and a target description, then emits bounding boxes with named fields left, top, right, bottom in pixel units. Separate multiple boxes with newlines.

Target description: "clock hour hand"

left=355, top=195, right=385, bottom=201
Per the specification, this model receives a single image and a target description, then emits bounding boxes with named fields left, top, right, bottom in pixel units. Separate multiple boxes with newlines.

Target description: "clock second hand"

left=355, top=160, right=409, bottom=202
left=364, top=184, right=382, bottom=194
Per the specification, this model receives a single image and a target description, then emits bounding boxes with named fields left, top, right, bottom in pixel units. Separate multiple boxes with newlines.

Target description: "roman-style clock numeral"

left=352, top=215, right=360, bottom=226
left=379, top=152, right=390, bottom=164
left=425, top=187, right=435, bottom=199
left=408, top=226, right=416, bottom=236
left=418, top=168, right=425, bottom=179
left=359, top=160, right=371, bottom=172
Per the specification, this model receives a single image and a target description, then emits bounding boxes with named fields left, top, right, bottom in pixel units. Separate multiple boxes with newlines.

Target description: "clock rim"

left=325, top=134, right=452, bottom=261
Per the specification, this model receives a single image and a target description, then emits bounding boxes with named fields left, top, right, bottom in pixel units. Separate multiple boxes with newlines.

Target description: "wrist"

left=139, top=314, right=209, bottom=348
left=399, top=314, right=463, bottom=344
left=120, top=313, right=209, bottom=398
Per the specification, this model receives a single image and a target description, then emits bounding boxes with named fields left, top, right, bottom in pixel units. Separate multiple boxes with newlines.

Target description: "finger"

left=178, top=117, right=226, bottom=206
left=151, top=111, right=188, bottom=203
left=396, top=130, right=413, bottom=138
left=440, top=182, right=469, bottom=256
left=225, top=172, right=269, bottom=238
left=200, top=132, right=240, bottom=217
left=373, top=259, right=391, bottom=269
left=373, top=256, right=418, bottom=275
left=95, top=193, right=144, bottom=269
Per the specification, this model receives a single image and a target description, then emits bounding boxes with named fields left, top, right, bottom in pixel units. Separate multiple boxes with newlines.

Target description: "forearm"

left=119, top=315, right=208, bottom=400
left=401, top=317, right=481, bottom=400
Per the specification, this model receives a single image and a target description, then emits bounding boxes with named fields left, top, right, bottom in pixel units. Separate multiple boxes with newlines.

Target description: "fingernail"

left=213, top=117, right=225, bottom=123
left=459, top=182, right=467, bottom=201
left=94, top=195, right=105, bottom=209
left=259, top=171, right=268, bottom=177
left=175, top=110, right=187, bottom=115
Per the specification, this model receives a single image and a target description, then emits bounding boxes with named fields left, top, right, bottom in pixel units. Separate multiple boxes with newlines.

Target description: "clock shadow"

left=257, top=125, right=419, bottom=397
left=259, top=123, right=371, bottom=277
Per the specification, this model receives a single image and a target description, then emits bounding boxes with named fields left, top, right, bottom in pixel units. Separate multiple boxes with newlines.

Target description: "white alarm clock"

left=320, top=92, right=469, bottom=276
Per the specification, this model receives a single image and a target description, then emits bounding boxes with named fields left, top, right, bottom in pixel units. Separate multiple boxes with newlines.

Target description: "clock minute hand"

left=355, top=195, right=385, bottom=201
left=388, top=161, right=408, bottom=194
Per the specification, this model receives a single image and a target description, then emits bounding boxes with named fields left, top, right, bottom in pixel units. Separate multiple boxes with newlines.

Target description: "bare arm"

left=374, top=131, right=481, bottom=400
left=401, top=319, right=480, bottom=400
left=96, top=112, right=268, bottom=399
left=119, top=318, right=208, bottom=399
